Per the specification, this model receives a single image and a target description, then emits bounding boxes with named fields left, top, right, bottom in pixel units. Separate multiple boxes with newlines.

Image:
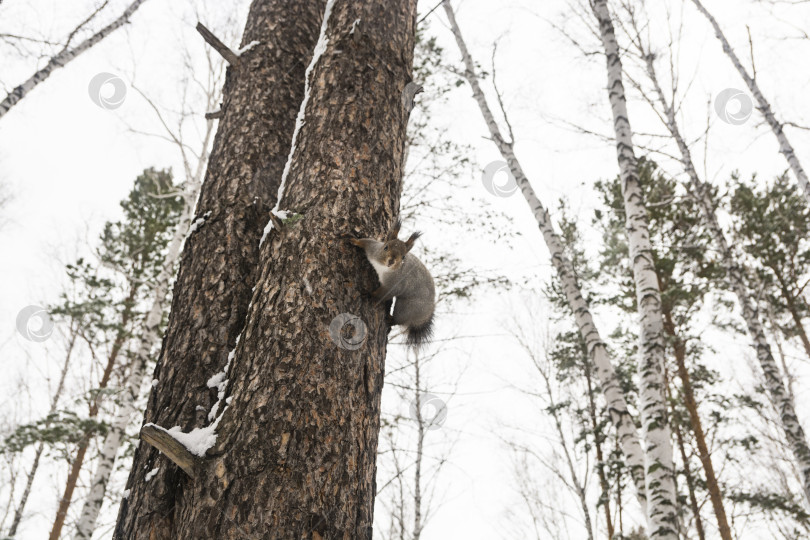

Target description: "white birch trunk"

left=441, top=0, right=649, bottom=516
left=590, top=1, right=679, bottom=537
left=689, top=0, right=810, bottom=207
left=644, top=54, right=810, bottom=506
left=0, top=0, right=150, bottom=120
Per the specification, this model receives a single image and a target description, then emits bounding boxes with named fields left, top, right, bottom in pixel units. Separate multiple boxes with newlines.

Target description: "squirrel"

left=347, top=220, right=435, bottom=348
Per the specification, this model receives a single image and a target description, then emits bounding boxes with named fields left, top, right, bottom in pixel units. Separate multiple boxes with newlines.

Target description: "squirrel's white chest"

left=370, top=259, right=393, bottom=283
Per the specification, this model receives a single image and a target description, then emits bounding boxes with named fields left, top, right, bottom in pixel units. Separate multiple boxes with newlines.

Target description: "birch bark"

left=441, top=0, right=649, bottom=515
left=689, top=0, right=810, bottom=207
left=48, top=286, right=137, bottom=540
left=0, top=0, right=150, bottom=120
left=590, top=1, right=679, bottom=536
left=643, top=51, right=810, bottom=507
left=412, top=350, right=424, bottom=540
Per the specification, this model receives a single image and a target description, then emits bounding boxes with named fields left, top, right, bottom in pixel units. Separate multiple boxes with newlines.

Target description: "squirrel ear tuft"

left=386, top=219, right=402, bottom=241
left=405, top=231, right=422, bottom=251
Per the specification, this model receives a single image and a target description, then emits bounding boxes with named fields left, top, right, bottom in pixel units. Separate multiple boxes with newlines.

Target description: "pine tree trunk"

left=775, top=276, right=810, bottom=360
left=671, top=413, right=706, bottom=540
left=116, top=0, right=418, bottom=537
left=590, top=2, right=679, bottom=536
left=441, top=0, right=649, bottom=515
left=689, top=0, right=810, bottom=207
left=113, top=0, right=324, bottom=538
left=662, top=308, right=728, bottom=540
left=0, top=0, right=150, bottom=120
left=643, top=48, right=810, bottom=508
left=113, top=0, right=328, bottom=536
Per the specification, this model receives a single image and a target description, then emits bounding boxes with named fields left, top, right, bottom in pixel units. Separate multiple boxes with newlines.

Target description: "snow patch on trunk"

left=260, top=0, right=336, bottom=246
left=141, top=410, right=227, bottom=459
left=188, top=210, right=211, bottom=235
left=166, top=415, right=224, bottom=457
left=236, top=40, right=260, bottom=56
left=144, top=467, right=159, bottom=482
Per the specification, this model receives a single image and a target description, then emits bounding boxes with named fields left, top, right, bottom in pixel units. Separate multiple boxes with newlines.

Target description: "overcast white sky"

left=2, top=0, right=810, bottom=538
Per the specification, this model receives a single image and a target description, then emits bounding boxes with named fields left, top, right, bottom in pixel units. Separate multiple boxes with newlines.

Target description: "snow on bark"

left=138, top=0, right=417, bottom=534
left=73, top=180, right=198, bottom=540
left=187, top=210, right=211, bottom=235
left=644, top=54, right=810, bottom=507
left=441, top=0, right=648, bottom=515
left=0, top=0, right=150, bottom=120
left=689, top=0, right=810, bottom=207
left=114, top=3, right=331, bottom=535
left=590, top=1, right=678, bottom=537
left=260, top=0, right=336, bottom=246
left=236, top=40, right=260, bottom=56
left=205, top=343, right=236, bottom=422
left=141, top=419, right=224, bottom=458
left=144, top=468, right=159, bottom=482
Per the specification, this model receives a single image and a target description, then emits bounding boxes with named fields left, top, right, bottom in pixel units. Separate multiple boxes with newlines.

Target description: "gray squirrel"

left=347, top=220, right=435, bottom=348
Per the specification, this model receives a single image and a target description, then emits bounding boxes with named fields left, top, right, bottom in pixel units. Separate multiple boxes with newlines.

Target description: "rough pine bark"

left=113, top=0, right=326, bottom=536
left=590, top=1, right=679, bottom=537
left=0, top=0, right=150, bottom=120
left=689, top=0, right=810, bottom=207
left=118, top=0, right=418, bottom=537
left=441, top=0, right=649, bottom=515
left=643, top=51, right=810, bottom=507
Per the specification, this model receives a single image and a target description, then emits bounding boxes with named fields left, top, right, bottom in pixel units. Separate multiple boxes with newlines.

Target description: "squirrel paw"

left=340, top=234, right=362, bottom=245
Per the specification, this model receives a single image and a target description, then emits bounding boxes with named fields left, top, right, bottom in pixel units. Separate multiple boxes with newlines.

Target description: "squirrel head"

left=378, top=219, right=421, bottom=270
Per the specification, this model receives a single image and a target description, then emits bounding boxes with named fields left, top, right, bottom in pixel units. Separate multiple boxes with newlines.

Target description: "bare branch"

left=59, top=0, right=111, bottom=54
left=746, top=25, right=757, bottom=80
left=490, top=39, right=514, bottom=145
left=140, top=424, right=203, bottom=479
left=195, top=22, right=240, bottom=67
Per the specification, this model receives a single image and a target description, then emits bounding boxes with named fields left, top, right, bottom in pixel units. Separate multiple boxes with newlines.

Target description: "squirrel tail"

left=405, top=314, right=434, bottom=350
